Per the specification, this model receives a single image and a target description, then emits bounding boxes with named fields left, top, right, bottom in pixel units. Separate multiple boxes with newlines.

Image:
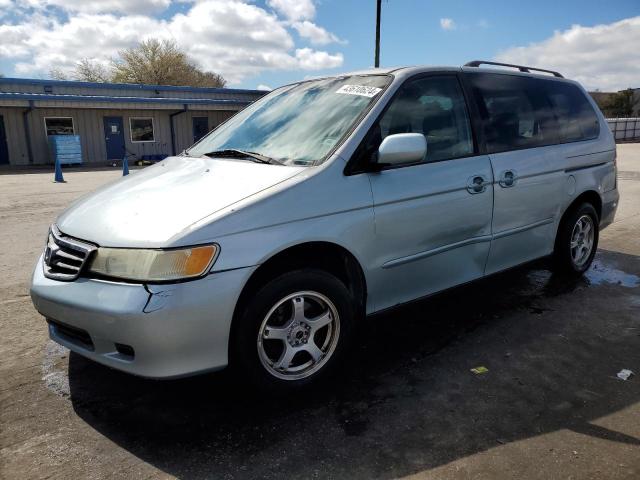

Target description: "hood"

left=56, top=156, right=305, bottom=247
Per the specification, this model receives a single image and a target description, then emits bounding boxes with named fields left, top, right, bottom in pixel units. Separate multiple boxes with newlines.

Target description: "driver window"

left=364, top=75, right=474, bottom=165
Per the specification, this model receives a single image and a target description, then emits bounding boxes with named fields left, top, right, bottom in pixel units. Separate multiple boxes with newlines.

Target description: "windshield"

left=186, top=74, right=392, bottom=166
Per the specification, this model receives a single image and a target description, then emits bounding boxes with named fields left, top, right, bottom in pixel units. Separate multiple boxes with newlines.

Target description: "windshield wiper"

left=202, top=149, right=283, bottom=165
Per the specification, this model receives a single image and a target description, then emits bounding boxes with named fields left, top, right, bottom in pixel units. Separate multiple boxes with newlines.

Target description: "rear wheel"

left=554, top=202, right=599, bottom=274
left=231, top=269, right=355, bottom=392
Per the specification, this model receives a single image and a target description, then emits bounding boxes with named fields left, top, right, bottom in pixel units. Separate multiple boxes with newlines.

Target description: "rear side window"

left=468, top=73, right=557, bottom=153
left=544, top=82, right=599, bottom=142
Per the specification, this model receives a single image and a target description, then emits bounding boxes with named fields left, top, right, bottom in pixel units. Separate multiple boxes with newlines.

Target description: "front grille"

left=47, top=318, right=95, bottom=350
left=43, top=225, right=96, bottom=281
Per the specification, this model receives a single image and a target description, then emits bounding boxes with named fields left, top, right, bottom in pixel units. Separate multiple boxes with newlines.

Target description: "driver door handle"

left=466, top=175, right=490, bottom=194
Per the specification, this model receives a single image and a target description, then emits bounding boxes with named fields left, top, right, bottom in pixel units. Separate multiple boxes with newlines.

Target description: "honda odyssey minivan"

left=30, top=61, right=618, bottom=390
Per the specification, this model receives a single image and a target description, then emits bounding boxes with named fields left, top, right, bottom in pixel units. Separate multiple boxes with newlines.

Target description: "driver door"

left=364, top=74, right=494, bottom=311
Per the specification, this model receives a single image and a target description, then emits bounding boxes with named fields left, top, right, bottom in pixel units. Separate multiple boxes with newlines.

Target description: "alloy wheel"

left=257, top=291, right=340, bottom=380
left=570, top=214, right=595, bottom=267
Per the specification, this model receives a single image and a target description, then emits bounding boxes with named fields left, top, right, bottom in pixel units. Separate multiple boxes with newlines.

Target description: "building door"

left=103, top=116, right=125, bottom=160
left=192, top=117, right=208, bottom=144
left=0, top=116, right=9, bottom=165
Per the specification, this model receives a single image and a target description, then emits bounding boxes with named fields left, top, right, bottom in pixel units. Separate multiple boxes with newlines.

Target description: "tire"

left=230, top=269, right=355, bottom=392
left=553, top=202, right=599, bottom=274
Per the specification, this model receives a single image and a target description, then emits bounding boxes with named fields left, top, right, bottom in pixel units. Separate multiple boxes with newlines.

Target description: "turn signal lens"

left=88, top=244, right=218, bottom=282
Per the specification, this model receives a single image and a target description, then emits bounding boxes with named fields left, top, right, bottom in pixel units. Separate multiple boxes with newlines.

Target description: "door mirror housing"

left=376, top=133, right=427, bottom=167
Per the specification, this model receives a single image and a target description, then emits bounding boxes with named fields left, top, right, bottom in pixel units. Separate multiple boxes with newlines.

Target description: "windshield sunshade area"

left=187, top=75, right=392, bottom=166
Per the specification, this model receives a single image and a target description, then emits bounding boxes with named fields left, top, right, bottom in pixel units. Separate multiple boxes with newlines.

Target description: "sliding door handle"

left=499, top=170, right=518, bottom=188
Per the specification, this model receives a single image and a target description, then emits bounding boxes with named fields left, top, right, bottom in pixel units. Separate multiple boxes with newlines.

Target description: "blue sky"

left=0, top=0, right=638, bottom=91
left=257, top=0, right=640, bottom=88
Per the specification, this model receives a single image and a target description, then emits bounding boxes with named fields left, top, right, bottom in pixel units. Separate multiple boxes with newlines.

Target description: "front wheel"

left=231, top=269, right=355, bottom=392
left=554, top=202, right=599, bottom=274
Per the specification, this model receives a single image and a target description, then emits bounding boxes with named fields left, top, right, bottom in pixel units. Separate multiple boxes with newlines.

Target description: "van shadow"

left=67, top=249, right=640, bottom=479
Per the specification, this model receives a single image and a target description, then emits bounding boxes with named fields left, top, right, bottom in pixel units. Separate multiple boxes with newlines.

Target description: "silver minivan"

left=30, top=61, right=619, bottom=391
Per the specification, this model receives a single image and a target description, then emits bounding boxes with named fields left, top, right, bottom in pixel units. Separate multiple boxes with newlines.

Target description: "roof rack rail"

left=464, top=60, right=563, bottom=78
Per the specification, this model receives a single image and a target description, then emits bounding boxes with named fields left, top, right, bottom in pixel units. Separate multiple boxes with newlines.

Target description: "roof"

left=310, top=63, right=577, bottom=84
left=0, top=91, right=251, bottom=107
left=0, top=76, right=262, bottom=96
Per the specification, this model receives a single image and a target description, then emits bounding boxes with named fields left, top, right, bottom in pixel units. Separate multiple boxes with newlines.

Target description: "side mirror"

left=377, top=133, right=427, bottom=166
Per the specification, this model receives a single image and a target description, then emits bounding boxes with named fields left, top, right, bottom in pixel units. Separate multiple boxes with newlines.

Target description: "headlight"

left=88, top=244, right=218, bottom=282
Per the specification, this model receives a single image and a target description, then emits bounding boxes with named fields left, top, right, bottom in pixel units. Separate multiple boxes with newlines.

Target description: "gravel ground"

left=1, top=146, right=639, bottom=479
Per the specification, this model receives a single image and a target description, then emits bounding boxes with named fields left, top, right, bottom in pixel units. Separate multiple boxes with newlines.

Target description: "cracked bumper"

left=30, top=255, right=255, bottom=378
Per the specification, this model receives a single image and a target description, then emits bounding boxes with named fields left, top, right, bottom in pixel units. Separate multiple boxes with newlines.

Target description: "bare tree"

left=47, top=40, right=226, bottom=87
left=184, top=68, right=227, bottom=88
left=50, top=60, right=109, bottom=82
left=49, top=68, right=69, bottom=80
left=111, top=39, right=226, bottom=87
left=74, top=59, right=112, bottom=83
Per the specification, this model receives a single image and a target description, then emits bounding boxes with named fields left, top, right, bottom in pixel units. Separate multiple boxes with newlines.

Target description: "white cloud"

left=294, top=48, right=342, bottom=70
left=266, top=0, right=315, bottom=21
left=440, top=18, right=456, bottom=31
left=22, top=0, right=171, bottom=14
left=5, top=13, right=163, bottom=75
left=496, top=16, right=640, bottom=91
left=0, top=0, right=345, bottom=84
left=256, top=84, right=272, bottom=91
left=292, top=20, right=343, bottom=45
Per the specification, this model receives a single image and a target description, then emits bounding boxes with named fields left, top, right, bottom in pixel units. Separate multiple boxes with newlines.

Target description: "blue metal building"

left=0, top=77, right=265, bottom=166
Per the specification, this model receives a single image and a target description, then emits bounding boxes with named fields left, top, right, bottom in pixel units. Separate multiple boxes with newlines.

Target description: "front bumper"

left=30, top=255, right=255, bottom=378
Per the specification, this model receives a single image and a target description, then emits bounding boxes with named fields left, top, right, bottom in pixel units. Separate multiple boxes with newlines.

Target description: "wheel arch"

left=559, top=189, right=602, bottom=230
left=231, top=241, right=368, bottom=330
left=554, top=189, right=602, bottom=253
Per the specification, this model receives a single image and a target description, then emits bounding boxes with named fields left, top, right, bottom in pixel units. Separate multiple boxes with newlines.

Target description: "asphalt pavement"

left=1, top=145, right=639, bottom=479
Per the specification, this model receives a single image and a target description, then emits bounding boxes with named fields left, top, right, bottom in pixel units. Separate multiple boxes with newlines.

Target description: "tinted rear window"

left=468, top=73, right=600, bottom=153
left=468, top=73, right=557, bottom=153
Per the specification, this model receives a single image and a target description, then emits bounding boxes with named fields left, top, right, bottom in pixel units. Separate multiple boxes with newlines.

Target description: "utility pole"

left=374, top=0, right=381, bottom=68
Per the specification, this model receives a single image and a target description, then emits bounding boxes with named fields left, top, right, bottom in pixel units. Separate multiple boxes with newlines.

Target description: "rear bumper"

left=600, top=188, right=619, bottom=230
left=30, top=255, right=254, bottom=378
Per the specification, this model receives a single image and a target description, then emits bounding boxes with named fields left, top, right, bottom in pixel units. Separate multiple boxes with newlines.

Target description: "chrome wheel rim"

left=570, top=214, right=595, bottom=267
left=257, top=291, right=340, bottom=380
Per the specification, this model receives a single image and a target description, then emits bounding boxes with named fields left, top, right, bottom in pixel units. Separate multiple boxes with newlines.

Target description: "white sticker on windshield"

left=336, top=85, right=382, bottom=97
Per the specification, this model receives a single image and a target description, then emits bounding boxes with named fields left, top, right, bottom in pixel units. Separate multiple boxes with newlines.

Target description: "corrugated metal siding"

left=1, top=97, right=247, bottom=110
left=1, top=106, right=239, bottom=165
left=28, top=108, right=176, bottom=164
left=0, top=80, right=264, bottom=103
left=0, top=78, right=260, bottom=166
left=173, top=110, right=236, bottom=153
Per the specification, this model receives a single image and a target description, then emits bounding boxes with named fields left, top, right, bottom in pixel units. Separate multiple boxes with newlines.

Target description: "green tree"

left=601, top=89, right=638, bottom=118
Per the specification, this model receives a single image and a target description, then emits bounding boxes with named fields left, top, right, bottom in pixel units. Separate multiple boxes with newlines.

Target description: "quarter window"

left=129, top=117, right=155, bottom=143
left=360, top=75, right=473, bottom=165
left=44, top=117, right=74, bottom=136
left=545, top=82, right=599, bottom=142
